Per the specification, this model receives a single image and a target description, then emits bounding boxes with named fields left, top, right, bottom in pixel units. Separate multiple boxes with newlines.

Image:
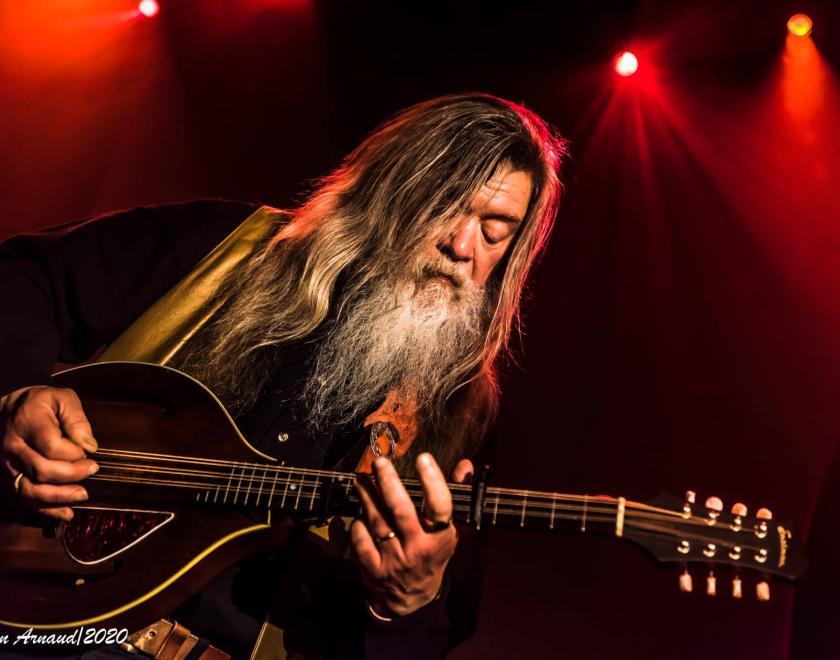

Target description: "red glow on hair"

left=138, top=0, right=160, bottom=18
left=614, top=51, right=639, bottom=77
left=787, top=14, right=812, bottom=38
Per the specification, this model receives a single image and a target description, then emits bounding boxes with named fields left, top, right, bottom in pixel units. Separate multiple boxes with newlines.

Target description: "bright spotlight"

left=614, top=51, right=639, bottom=77
left=787, top=13, right=812, bottom=37
left=139, top=0, right=159, bottom=18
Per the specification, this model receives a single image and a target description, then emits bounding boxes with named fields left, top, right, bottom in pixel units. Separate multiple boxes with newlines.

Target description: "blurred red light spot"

left=139, top=0, right=159, bottom=18
left=787, top=13, right=812, bottom=37
left=614, top=51, right=639, bottom=77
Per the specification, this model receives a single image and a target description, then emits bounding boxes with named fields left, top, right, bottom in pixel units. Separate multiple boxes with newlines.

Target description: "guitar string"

left=90, top=459, right=759, bottom=532
left=85, top=470, right=771, bottom=550
left=84, top=473, right=771, bottom=556
left=89, top=463, right=635, bottom=520
left=94, top=449, right=648, bottom=503
left=89, top=461, right=692, bottom=526
left=91, top=465, right=751, bottom=535
left=80, top=474, right=656, bottom=529
left=92, top=449, right=728, bottom=526
left=91, top=457, right=763, bottom=532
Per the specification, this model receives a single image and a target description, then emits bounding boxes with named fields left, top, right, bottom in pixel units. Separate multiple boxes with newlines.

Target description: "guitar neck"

left=91, top=449, right=625, bottom=536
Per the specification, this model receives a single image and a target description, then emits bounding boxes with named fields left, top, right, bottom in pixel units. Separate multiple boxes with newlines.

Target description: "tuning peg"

left=705, top=496, right=723, bottom=511
left=755, top=508, right=772, bottom=538
left=756, top=580, right=771, bottom=601
left=706, top=571, right=717, bottom=596
left=732, top=576, right=743, bottom=599
left=731, top=502, right=747, bottom=517
left=682, top=491, right=695, bottom=518
left=679, top=570, right=693, bottom=593
left=730, top=502, right=747, bottom=531
left=705, top=496, right=723, bottom=524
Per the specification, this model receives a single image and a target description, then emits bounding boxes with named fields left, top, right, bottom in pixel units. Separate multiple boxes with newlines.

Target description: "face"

left=428, top=168, right=532, bottom=288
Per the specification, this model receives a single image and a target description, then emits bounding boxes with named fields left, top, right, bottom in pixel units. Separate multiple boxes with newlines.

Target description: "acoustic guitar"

left=0, top=361, right=807, bottom=634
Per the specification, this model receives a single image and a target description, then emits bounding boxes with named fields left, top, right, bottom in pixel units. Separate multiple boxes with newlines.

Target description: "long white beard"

left=304, top=263, right=488, bottom=431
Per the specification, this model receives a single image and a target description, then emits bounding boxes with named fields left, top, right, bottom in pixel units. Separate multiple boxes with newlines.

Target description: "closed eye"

left=482, top=217, right=520, bottom=245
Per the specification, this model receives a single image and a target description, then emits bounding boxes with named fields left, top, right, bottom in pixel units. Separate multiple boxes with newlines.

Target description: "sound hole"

left=63, top=508, right=173, bottom=564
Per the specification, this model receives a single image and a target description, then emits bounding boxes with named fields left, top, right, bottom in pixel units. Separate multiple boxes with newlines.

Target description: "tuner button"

left=706, top=572, right=717, bottom=596
left=756, top=580, right=771, bottom=601
left=757, top=508, right=773, bottom=520
left=685, top=490, right=696, bottom=504
left=679, top=570, right=693, bottom=593
left=732, top=576, right=743, bottom=599
left=731, top=502, right=748, bottom=517
left=705, top=496, right=723, bottom=512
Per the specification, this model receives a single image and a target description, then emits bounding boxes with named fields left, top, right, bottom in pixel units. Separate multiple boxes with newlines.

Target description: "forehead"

left=470, top=168, right=533, bottom=217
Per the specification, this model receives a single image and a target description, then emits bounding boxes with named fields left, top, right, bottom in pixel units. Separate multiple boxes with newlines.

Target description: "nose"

left=438, top=217, right=476, bottom=263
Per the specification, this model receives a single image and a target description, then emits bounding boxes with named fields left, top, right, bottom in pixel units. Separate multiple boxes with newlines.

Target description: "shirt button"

left=277, top=432, right=289, bottom=443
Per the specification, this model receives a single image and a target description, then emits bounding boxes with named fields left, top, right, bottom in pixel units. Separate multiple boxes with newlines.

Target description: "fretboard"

left=90, top=448, right=630, bottom=536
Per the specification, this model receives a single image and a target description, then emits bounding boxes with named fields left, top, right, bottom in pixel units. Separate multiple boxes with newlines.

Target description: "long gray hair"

left=176, top=93, right=567, bottom=474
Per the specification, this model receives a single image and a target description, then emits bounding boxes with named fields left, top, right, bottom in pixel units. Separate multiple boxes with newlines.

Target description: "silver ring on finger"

left=13, top=472, right=24, bottom=495
left=376, top=531, right=397, bottom=544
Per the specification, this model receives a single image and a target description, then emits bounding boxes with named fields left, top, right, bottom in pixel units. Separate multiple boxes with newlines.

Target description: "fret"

left=243, top=467, right=256, bottom=506
left=280, top=473, right=292, bottom=508
left=233, top=468, right=245, bottom=505
left=324, top=476, right=335, bottom=514
left=549, top=495, right=556, bottom=530
left=255, top=468, right=267, bottom=507
left=222, top=465, right=234, bottom=504
left=309, top=477, right=319, bottom=511
left=615, top=497, right=626, bottom=537
left=492, top=493, right=499, bottom=526
left=344, top=476, right=353, bottom=502
left=520, top=494, right=527, bottom=528
left=213, top=484, right=220, bottom=504
left=293, top=473, right=305, bottom=510
left=581, top=497, right=588, bottom=532
left=267, top=473, right=277, bottom=509
left=203, top=489, right=209, bottom=503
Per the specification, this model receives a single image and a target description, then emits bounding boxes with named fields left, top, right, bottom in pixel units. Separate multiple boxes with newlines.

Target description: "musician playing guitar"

left=0, top=94, right=565, bottom=658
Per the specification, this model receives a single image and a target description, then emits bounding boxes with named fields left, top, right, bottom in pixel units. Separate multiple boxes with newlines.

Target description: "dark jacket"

left=0, top=200, right=484, bottom=659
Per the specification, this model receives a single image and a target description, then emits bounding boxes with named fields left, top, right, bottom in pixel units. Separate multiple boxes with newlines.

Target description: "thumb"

left=54, top=389, right=98, bottom=454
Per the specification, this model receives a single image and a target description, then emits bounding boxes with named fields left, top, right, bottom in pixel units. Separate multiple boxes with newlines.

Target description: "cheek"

left=471, top=250, right=506, bottom=286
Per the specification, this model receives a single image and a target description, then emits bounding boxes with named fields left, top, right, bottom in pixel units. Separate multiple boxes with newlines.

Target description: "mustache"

left=418, top=259, right=466, bottom=289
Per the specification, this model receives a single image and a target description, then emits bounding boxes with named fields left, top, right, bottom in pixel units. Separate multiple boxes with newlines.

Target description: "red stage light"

left=138, top=0, right=159, bottom=18
left=787, top=14, right=812, bottom=37
left=614, top=51, right=639, bottom=77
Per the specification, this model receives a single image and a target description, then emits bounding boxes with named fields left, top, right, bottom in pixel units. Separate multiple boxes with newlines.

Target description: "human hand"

left=352, top=453, right=474, bottom=618
left=1, top=386, right=99, bottom=521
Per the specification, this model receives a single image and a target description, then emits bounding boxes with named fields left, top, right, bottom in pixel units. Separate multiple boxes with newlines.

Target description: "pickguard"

left=63, top=507, right=174, bottom=565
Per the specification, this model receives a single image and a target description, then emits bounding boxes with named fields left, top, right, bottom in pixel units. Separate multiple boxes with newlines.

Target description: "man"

left=0, top=93, right=565, bottom=657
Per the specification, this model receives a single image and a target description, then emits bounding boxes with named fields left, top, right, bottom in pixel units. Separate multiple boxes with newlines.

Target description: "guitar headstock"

left=622, top=491, right=807, bottom=601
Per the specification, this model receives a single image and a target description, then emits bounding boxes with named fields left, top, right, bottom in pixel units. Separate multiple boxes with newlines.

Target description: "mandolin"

left=0, top=361, right=807, bottom=633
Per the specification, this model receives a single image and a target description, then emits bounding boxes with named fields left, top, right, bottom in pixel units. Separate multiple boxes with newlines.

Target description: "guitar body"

left=0, top=362, right=295, bottom=632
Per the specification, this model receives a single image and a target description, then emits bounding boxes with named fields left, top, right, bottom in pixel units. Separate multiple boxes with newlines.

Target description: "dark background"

left=3, top=1, right=840, bottom=657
